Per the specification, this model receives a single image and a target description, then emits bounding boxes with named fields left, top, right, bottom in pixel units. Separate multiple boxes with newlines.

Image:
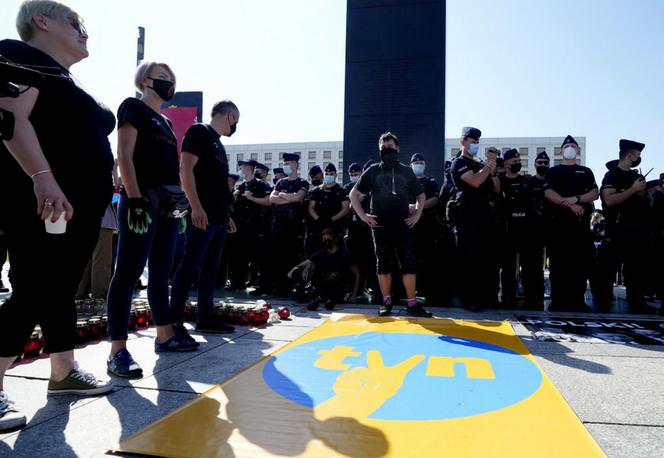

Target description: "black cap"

left=283, top=153, right=300, bottom=162
left=348, top=162, right=361, bottom=173
left=561, top=135, right=578, bottom=148
left=606, top=159, right=619, bottom=170
left=238, top=159, right=258, bottom=167
left=363, top=159, right=375, bottom=171
left=619, top=139, right=645, bottom=153
left=462, top=126, right=482, bottom=140
left=536, top=151, right=550, bottom=161
left=647, top=179, right=659, bottom=190
left=503, top=149, right=519, bottom=161
left=309, top=165, right=322, bottom=176
left=324, top=162, right=337, bottom=173
left=256, top=163, right=269, bottom=172
left=410, top=153, right=425, bottom=163
left=229, top=173, right=240, bottom=182
left=273, top=167, right=285, bottom=175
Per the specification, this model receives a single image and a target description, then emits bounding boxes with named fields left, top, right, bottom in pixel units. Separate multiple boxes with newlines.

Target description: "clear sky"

left=1, top=0, right=662, bottom=179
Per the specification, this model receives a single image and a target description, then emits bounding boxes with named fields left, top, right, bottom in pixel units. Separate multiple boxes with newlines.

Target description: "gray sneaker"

left=47, top=369, right=113, bottom=396
left=0, top=391, right=27, bottom=431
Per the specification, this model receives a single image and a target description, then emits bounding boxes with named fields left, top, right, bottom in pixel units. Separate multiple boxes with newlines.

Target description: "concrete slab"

left=238, top=323, right=319, bottom=342
left=0, top=386, right=196, bottom=458
left=536, top=355, right=664, bottom=426
left=584, top=423, right=664, bottom=458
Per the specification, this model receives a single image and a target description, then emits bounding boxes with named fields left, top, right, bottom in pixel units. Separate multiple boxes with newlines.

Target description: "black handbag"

left=159, top=185, right=189, bottom=219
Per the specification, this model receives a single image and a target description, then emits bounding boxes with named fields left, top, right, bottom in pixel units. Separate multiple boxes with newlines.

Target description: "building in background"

left=225, top=136, right=586, bottom=183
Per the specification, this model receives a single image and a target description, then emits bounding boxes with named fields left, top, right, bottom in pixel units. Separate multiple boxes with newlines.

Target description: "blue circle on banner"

left=263, top=332, right=543, bottom=420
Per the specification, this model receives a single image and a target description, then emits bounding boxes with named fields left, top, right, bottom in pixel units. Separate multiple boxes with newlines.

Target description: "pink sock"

left=383, top=295, right=392, bottom=305
left=407, top=298, right=417, bottom=308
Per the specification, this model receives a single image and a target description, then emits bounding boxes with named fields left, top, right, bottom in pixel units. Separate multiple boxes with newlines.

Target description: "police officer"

left=272, top=167, right=286, bottom=185
left=307, top=163, right=350, bottom=254
left=599, top=139, right=653, bottom=314
left=450, top=127, right=500, bottom=311
left=435, top=160, right=458, bottom=306
left=229, top=159, right=273, bottom=291
left=309, top=165, right=324, bottom=187
left=522, top=151, right=550, bottom=310
left=544, top=135, right=599, bottom=312
left=498, top=148, right=535, bottom=308
left=650, top=174, right=664, bottom=314
left=344, top=162, right=381, bottom=304
left=268, top=153, right=309, bottom=296
left=409, top=153, right=439, bottom=304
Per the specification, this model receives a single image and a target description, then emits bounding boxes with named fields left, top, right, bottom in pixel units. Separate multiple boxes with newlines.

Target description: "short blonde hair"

left=16, top=0, right=81, bottom=42
left=134, top=60, right=177, bottom=91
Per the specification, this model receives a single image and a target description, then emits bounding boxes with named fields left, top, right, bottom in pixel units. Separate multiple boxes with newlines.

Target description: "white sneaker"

left=0, top=391, right=27, bottom=431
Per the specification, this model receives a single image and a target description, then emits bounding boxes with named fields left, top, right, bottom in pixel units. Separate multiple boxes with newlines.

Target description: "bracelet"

left=30, top=169, right=52, bottom=179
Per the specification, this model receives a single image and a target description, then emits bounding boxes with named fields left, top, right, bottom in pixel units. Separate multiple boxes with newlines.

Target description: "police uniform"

left=271, top=154, right=310, bottom=295
left=598, top=140, right=651, bottom=313
left=435, top=161, right=458, bottom=306
left=544, top=135, right=598, bottom=311
left=307, top=163, right=349, bottom=255
left=409, top=153, right=440, bottom=303
left=650, top=175, right=664, bottom=313
left=450, top=127, right=498, bottom=310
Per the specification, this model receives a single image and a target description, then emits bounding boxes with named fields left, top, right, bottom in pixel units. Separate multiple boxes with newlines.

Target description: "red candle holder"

left=76, top=320, right=90, bottom=344
left=88, top=317, right=102, bottom=340
left=277, top=307, right=290, bottom=319
left=135, top=307, right=148, bottom=328
left=127, top=311, right=137, bottom=331
left=23, top=328, right=43, bottom=358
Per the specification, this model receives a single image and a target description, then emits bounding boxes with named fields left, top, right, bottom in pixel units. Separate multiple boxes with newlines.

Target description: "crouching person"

left=288, top=228, right=360, bottom=311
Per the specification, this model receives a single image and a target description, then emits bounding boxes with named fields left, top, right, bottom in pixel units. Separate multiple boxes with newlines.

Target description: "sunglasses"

left=68, top=17, right=87, bottom=37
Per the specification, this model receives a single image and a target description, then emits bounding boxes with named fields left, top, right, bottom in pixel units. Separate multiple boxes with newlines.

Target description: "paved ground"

left=1, top=279, right=664, bottom=456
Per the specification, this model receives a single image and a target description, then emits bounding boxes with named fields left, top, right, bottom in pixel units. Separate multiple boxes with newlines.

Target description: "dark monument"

left=343, top=0, right=445, bottom=181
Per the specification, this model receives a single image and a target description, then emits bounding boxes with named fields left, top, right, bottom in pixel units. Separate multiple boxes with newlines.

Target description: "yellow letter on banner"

left=426, top=357, right=495, bottom=379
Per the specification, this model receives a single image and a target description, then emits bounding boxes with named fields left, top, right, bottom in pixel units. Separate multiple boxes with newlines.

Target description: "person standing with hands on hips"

left=349, top=132, right=431, bottom=318
left=106, top=61, right=198, bottom=380
left=170, top=101, right=239, bottom=334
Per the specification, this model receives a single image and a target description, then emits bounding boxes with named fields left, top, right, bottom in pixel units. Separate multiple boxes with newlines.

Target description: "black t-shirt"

left=0, top=39, right=114, bottom=216
left=273, top=177, right=310, bottom=213
left=355, top=163, right=424, bottom=223
left=528, top=175, right=547, bottom=220
left=309, top=183, right=349, bottom=219
left=234, top=178, right=272, bottom=224
left=652, top=189, right=664, bottom=230
left=310, top=247, right=355, bottom=279
left=450, top=156, right=494, bottom=207
left=117, top=98, right=179, bottom=190
left=499, top=174, right=532, bottom=222
left=600, top=167, right=650, bottom=225
left=181, top=123, right=231, bottom=223
left=544, top=164, right=597, bottom=224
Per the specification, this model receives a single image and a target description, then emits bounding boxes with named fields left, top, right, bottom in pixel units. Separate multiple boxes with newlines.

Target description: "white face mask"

left=350, top=175, right=360, bottom=183
left=562, top=146, right=577, bottom=160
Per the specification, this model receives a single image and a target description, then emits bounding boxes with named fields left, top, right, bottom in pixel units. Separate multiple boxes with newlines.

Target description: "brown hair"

left=378, top=132, right=399, bottom=148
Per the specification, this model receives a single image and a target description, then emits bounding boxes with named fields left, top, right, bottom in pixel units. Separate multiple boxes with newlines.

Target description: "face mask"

left=411, top=163, right=425, bottom=175
left=509, top=163, right=522, bottom=174
left=350, top=175, right=360, bottom=183
left=536, top=165, right=549, bottom=176
left=469, top=144, right=480, bottom=156
left=273, top=178, right=278, bottom=185
left=312, top=178, right=323, bottom=186
left=323, top=239, right=335, bottom=249
left=147, top=78, right=174, bottom=101
left=255, top=171, right=264, bottom=179
left=227, top=114, right=237, bottom=137
left=323, top=175, right=336, bottom=185
left=562, top=146, right=577, bottom=160
left=631, top=156, right=641, bottom=168
left=283, top=165, right=293, bottom=175
left=238, top=170, right=246, bottom=181
left=380, top=147, right=399, bottom=167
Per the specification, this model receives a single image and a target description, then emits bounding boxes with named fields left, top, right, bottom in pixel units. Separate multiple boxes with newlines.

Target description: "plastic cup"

left=45, top=211, right=67, bottom=234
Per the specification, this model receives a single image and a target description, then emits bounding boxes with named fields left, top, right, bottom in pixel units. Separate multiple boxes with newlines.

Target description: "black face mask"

left=255, top=171, right=264, bottom=179
left=323, top=239, right=336, bottom=249
left=312, top=178, right=323, bottom=187
left=273, top=178, right=278, bottom=185
left=536, top=165, right=549, bottom=176
left=509, top=163, right=522, bottom=174
left=631, top=156, right=641, bottom=168
left=147, top=77, right=174, bottom=101
left=380, top=147, right=399, bottom=168
left=228, top=122, right=237, bottom=137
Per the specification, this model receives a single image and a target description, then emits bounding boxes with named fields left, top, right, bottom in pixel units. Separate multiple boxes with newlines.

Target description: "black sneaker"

left=324, top=299, right=336, bottom=311
left=173, top=323, right=200, bottom=347
left=107, top=348, right=143, bottom=378
left=307, top=298, right=322, bottom=311
left=463, top=303, right=481, bottom=312
left=406, top=305, right=433, bottom=318
left=195, top=316, right=235, bottom=334
left=378, top=304, right=392, bottom=316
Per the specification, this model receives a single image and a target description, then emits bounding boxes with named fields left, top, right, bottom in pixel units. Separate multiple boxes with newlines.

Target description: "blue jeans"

left=107, top=195, right=178, bottom=340
left=170, top=218, right=228, bottom=323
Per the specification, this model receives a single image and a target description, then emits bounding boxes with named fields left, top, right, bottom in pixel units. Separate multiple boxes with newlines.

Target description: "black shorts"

left=371, top=225, right=417, bottom=275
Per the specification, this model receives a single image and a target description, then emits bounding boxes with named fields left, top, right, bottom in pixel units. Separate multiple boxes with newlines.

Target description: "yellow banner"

left=116, top=315, right=604, bottom=457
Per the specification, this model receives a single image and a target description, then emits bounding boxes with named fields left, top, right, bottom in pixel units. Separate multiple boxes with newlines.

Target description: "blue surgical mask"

left=323, top=175, right=336, bottom=185
left=350, top=175, right=360, bottom=184
left=469, top=144, right=480, bottom=156
left=411, top=163, right=425, bottom=175
left=238, top=170, right=246, bottom=181
left=283, top=165, right=293, bottom=175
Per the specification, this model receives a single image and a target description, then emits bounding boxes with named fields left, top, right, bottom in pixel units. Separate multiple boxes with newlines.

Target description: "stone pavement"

left=1, top=290, right=663, bottom=457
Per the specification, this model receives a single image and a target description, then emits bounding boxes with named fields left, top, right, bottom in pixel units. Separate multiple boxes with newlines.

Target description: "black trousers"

left=500, top=220, right=544, bottom=307
left=0, top=201, right=102, bottom=356
left=548, top=221, right=594, bottom=309
left=345, top=219, right=379, bottom=296
left=271, top=210, right=305, bottom=294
